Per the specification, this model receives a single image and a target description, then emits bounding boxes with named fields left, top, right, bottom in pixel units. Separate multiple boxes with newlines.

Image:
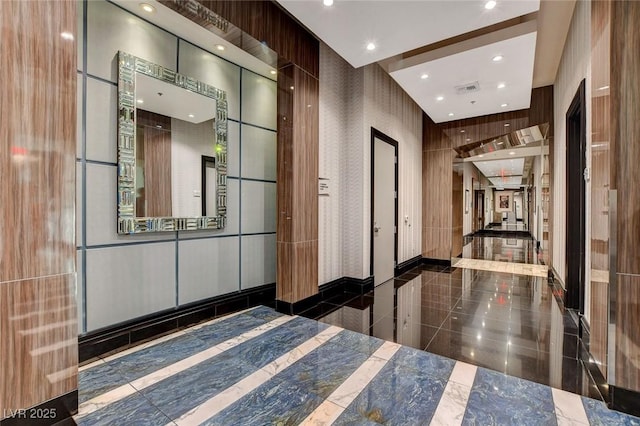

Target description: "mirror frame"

left=117, top=51, right=228, bottom=234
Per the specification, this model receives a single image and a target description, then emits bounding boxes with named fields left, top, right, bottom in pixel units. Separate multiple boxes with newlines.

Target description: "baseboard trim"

left=0, top=390, right=77, bottom=426
left=276, top=276, right=374, bottom=316
left=421, top=257, right=452, bottom=267
left=79, top=283, right=276, bottom=363
left=394, top=255, right=422, bottom=276
left=610, top=385, right=640, bottom=417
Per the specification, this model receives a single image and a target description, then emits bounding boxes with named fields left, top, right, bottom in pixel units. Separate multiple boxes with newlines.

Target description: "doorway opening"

left=370, top=128, right=398, bottom=286
left=473, top=190, right=485, bottom=232
left=565, top=79, right=587, bottom=313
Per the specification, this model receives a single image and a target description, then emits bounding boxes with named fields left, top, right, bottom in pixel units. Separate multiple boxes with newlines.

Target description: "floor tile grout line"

left=75, top=314, right=296, bottom=419
left=424, top=296, right=462, bottom=351
left=301, top=341, right=401, bottom=425
left=170, top=325, right=345, bottom=425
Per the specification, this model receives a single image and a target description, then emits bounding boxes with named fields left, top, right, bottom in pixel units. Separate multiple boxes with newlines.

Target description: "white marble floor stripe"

left=301, top=341, right=402, bottom=425
left=430, top=362, right=478, bottom=425
left=452, top=258, right=548, bottom=278
left=171, top=325, right=345, bottom=426
left=100, top=307, right=256, bottom=364
left=552, top=388, right=590, bottom=425
left=75, top=314, right=295, bottom=420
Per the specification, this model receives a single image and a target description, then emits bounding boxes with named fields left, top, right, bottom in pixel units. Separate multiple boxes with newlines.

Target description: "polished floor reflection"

left=301, top=235, right=601, bottom=402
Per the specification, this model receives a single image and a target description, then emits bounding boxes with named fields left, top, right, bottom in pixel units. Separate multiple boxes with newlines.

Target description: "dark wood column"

left=276, top=63, right=319, bottom=306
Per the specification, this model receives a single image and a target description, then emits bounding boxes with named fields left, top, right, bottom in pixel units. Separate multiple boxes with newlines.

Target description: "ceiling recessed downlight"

left=509, top=151, right=515, bottom=155
left=421, top=74, right=429, bottom=80
left=497, top=83, right=506, bottom=89
left=270, top=70, right=277, bottom=75
left=460, top=130, right=466, bottom=133
left=366, top=42, right=376, bottom=51
left=136, top=99, right=144, bottom=104
left=479, top=154, right=484, bottom=157
left=140, top=3, right=155, bottom=13
left=501, top=103, right=508, bottom=107
left=61, top=32, right=74, bottom=41
left=485, top=1, right=497, bottom=10
left=323, top=0, right=333, bottom=6
left=215, top=44, right=225, bottom=51
left=188, top=114, right=195, bottom=118
left=436, top=96, right=444, bottom=101
left=504, top=123, right=510, bottom=127
left=492, top=55, right=503, bottom=62
left=598, top=85, right=610, bottom=90
left=448, top=113, right=454, bottom=117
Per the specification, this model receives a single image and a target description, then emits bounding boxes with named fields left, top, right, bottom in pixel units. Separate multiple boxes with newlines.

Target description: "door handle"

left=373, top=225, right=381, bottom=233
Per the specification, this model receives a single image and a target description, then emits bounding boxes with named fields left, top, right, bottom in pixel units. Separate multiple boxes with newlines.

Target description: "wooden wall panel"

left=612, top=0, right=640, bottom=276
left=197, top=0, right=319, bottom=77
left=615, top=274, right=640, bottom=392
left=0, top=0, right=78, bottom=417
left=276, top=63, right=319, bottom=303
left=590, top=0, right=611, bottom=380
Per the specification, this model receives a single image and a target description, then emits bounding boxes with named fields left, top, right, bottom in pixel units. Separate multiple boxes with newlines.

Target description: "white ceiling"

left=474, top=157, right=524, bottom=189
left=390, top=30, right=536, bottom=122
left=275, top=0, right=577, bottom=124
left=276, top=0, right=539, bottom=69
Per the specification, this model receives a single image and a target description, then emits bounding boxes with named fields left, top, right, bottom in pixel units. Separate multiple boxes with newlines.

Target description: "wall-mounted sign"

left=319, top=178, right=330, bottom=196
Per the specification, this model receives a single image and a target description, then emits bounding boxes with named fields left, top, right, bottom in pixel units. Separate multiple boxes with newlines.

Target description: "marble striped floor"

left=76, top=305, right=640, bottom=425
left=451, top=258, right=549, bottom=278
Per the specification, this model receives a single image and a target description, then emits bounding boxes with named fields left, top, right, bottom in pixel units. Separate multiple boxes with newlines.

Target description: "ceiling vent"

left=455, top=81, right=480, bottom=95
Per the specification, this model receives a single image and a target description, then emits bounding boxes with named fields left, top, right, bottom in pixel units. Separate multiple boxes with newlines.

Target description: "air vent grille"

left=455, top=81, right=480, bottom=95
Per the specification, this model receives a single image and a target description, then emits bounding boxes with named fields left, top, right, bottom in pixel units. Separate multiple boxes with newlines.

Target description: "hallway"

left=75, top=235, right=640, bottom=424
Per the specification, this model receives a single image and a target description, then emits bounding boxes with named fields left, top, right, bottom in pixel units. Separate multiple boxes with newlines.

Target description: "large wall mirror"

left=117, top=51, right=228, bottom=234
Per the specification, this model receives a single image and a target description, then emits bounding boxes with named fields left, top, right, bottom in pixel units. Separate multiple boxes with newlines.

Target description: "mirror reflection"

left=452, top=123, right=551, bottom=264
left=117, top=51, right=228, bottom=234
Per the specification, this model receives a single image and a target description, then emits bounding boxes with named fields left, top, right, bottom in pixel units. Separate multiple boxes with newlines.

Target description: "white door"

left=373, top=136, right=396, bottom=286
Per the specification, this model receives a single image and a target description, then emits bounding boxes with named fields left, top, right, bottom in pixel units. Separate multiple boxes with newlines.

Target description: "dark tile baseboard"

left=275, top=276, right=374, bottom=316
left=394, top=255, right=422, bottom=276
left=610, top=386, right=640, bottom=417
left=79, top=284, right=275, bottom=363
left=0, top=390, right=77, bottom=426
left=422, top=257, right=452, bottom=268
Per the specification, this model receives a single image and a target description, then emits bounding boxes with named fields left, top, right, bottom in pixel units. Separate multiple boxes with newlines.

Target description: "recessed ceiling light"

left=504, top=123, right=510, bottom=127
left=61, top=32, right=74, bottom=41
left=215, top=44, right=225, bottom=51
left=501, top=103, right=508, bottom=107
left=140, top=3, right=155, bottom=13
left=466, top=138, right=471, bottom=142
left=323, top=0, right=333, bottom=5
left=460, top=130, right=466, bottom=133
left=479, top=154, right=484, bottom=157
left=509, top=151, right=515, bottom=155
left=485, top=0, right=497, bottom=10
left=492, top=55, right=503, bottom=62
left=421, top=74, right=429, bottom=80
left=290, top=86, right=294, bottom=90
left=497, top=83, right=506, bottom=89
left=436, top=96, right=444, bottom=101
left=155, top=125, right=162, bottom=129
left=188, top=114, right=194, bottom=118
left=598, top=85, right=609, bottom=90
left=270, top=70, right=277, bottom=75
left=366, top=42, right=376, bottom=51
left=136, top=99, right=144, bottom=104
left=448, top=113, right=454, bottom=117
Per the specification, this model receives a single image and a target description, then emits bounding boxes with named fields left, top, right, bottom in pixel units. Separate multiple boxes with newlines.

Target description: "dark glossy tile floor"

left=300, top=236, right=602, bottom=402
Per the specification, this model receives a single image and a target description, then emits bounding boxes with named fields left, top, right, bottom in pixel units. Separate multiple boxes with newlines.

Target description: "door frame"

left=369, top=127, right=398, bottom=277
left=565, top=79, right=587, bottom=313
left=474, top=189, right=485, bottom=232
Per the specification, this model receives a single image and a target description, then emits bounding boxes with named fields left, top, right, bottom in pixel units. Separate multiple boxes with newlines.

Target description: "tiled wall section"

left=77, top=0, right=277, bottom=333
left=319, top=43, right=422, bottom=282
left=0, top=0, right=78, bottom=416
left=612, top=0, right=640, bottom=393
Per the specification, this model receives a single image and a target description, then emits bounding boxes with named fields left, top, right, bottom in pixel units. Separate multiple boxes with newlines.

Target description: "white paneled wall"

left=319, top=43, right=422, bottom=283
left=553, top=0, right=592, bottom=319
left=77, top=0, right=277, bottom=333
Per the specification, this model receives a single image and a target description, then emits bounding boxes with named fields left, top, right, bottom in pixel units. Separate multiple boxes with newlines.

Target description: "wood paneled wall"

left=422, top=86, right=554, bottom=261
left=277, top=64, right=319, bottom=303
left=611, top=0, right=640, bottom=393
left=0, top=0, right=78, bottom=417
left=196, top=0, right=319, bottom=77
left=589, top=0, right=611, bottom=380
left=137, top=110, right=172, bottom=217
